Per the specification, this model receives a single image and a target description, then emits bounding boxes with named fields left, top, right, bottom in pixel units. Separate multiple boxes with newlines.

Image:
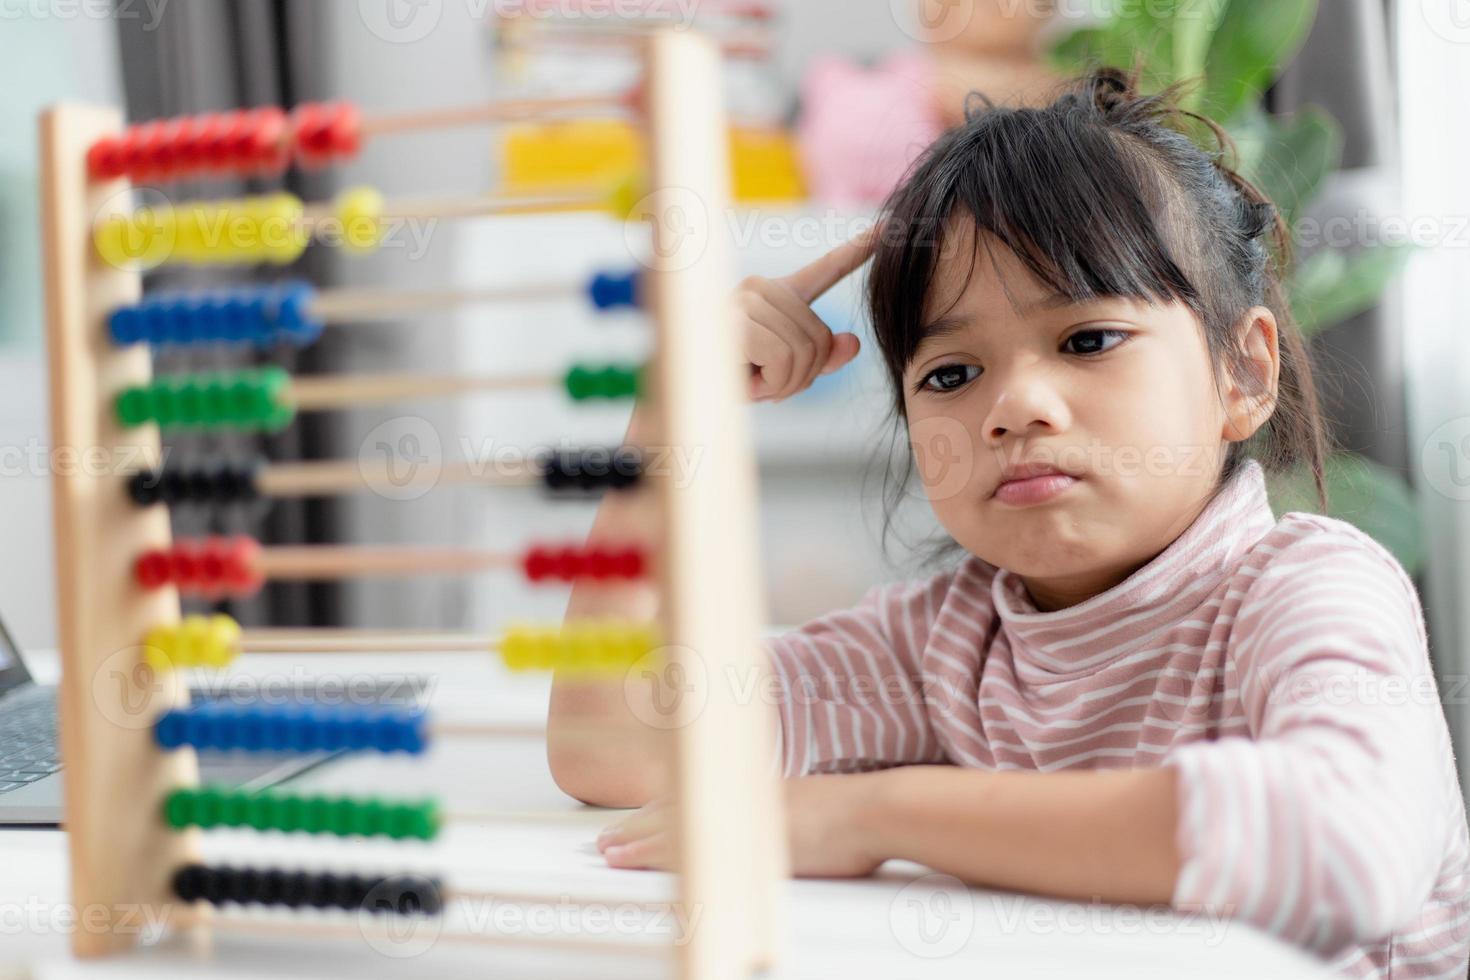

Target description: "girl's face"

left=902, top=228, right=1275, bottom=611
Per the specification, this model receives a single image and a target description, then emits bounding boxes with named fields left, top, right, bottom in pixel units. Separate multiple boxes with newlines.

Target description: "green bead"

left=163, top=790, right=193, bottom=829
left=565, top=364, right=593, bottom=401
left=352, top=799, right=385, bottom=837
left=176, top=381, right=206, bottom=426
left=277, top=794, right=306, bottom=833
left=416, top=800, right=442, bottom=840
left=194, top=787, right=222, bottom=827
left=329, top=797, right=356, bottom=836
left=203, top=379, right=232, bottom=427
left=303, top=795, right=332, bottom=834
left=116, top=387, right=152, bottom=427
left=150, top=383, right=178, bottom=427
left=244, top=793, right=274, bottom=831
left=217, top=789, right=248, bottom=827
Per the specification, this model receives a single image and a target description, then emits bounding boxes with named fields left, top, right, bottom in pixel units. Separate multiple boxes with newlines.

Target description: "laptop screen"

left=0, top=612, right=31, bottom=694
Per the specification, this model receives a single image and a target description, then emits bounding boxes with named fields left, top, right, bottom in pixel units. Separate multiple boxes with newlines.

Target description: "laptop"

left=0, top=611, right=426, bottom=825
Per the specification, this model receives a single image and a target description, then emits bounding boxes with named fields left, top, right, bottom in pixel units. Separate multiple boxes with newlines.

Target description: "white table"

left=1, top=651, right=1332, bottom=979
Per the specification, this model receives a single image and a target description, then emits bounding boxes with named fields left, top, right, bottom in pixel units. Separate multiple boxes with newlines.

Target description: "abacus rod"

left=358, top=91, right=634, bottom=139
left=202, top=916, right=670, bottom=957
left=285, top=371, right=559, bottom=411
left=239, top=630, right=505, bottom=654
left=298, top=189, right=610, bottom=227
left=255, top=458, right=540, bottom=498
left=254, top=545, right=521, bottom=581
left=307, top=282, right=595, bottom=323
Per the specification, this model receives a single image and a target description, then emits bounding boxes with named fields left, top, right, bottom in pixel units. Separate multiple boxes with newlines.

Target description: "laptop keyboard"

left=0, top=688, right=60, bottom=793
left=0, top=674, right=427, bottom=798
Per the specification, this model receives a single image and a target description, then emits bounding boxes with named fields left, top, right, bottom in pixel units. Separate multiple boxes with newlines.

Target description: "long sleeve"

left=763, top=570, right=957, bottom=778
left=1165, top=520, right=1465, bottom=958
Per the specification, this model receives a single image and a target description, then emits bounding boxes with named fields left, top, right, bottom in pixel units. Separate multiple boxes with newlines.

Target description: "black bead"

left=172, top=863, right=206, bottom=902
left=127, top=470, right=164, bottom=506
left=258, top=868, right=287, bottom=905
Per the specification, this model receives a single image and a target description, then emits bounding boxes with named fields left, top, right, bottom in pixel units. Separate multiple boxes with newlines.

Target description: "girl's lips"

left=993, top=472, right=1080, bottom=506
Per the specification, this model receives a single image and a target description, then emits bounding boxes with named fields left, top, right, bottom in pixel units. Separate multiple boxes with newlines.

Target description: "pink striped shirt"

left=764, top=457, right=1470, bottom=977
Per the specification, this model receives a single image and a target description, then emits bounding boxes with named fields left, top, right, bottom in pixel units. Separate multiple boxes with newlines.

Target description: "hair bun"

left=1240, top=200, right=1277, bottom=241
left=1086, top=67, right=1141, bottom=117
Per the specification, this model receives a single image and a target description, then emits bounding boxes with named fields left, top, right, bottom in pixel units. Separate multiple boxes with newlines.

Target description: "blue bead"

left=240, top=709, right=267, bottom=751
left=243, top=293, right=272, bottom=348
left=263, top=707, right=294, bottom=752
left=401, top=711, right=428, bottom=754
left=317, top=710, right=349, bottom=751
left=588, top=270, right=639, bottom=311
left=346, top=711, right=376, bottom=751
left=189, top=295, right=221, bottom=345
left=222, top=294, right=253, bottom=345
left=214, top=705, right=245, bottom=751
left=155, top=710, right=186, bottom=749
left=109, top=307, right=143, bottom=345
left=184, top=707, right=213, bottom=750
left=287, top=707, right=318, bottom=751
left=272, top=282, right=322, bottom=347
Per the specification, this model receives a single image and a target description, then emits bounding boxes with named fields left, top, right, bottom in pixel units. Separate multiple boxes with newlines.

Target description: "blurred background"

left=0, top=0, right=1467, bottom=788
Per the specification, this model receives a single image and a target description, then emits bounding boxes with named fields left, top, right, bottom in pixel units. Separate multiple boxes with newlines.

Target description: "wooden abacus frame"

left=41, top=29, right=785, bottom=980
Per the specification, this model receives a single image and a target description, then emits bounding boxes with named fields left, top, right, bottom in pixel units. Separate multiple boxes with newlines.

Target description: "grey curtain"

left=114, top=0, right=345, bottom=626
left=1273, top=0, right=1405, bottom=475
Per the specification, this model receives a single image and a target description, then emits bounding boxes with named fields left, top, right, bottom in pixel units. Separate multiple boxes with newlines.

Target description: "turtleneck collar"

left=989, top=458, right=1277, bottom=681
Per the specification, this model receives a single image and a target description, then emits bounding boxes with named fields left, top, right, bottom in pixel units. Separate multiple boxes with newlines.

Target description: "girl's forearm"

left=858, top=765, right=1182, bottom=905
left=547, top=403, right=667, bottom=808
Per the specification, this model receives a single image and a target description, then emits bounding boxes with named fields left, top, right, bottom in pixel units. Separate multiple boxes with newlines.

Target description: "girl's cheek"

left=909, top=412, right=981, bottom=505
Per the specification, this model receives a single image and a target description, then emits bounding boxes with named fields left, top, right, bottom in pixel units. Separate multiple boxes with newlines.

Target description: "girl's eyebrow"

left=914, top=293, right=1079, bottom=354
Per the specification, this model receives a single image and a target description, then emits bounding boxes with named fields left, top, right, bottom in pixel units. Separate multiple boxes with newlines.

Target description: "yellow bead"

left=202, top=615, right=241, bottom=668
left=94, top=206, right=178, bottom=270
left=500, top=626, right=536, bottom=672
left=254, top=193, right=308, bottom=265
left=143, top=624, right=179, bottom=672
left=335, top=186, right=385, bottom=254
left=605, top=176, right=645, bottom=222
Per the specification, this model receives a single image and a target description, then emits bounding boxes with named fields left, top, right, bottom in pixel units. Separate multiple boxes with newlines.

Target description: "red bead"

left=585, top=547, right=616, bottom=581
left=168, top=541, right=201, bottom=589
left=242, top=108, right=290, bottom=174
left=220, top=536, right=264, bottom=597
left=614, top=548, right=645, bottom=580
left=87, top=137, right=126, bottom=181
left=201, top=113, right=237, bottom=170
left=552, top=547, right=583, bottom=582
left=135, top=550, right=172, bottom=589
left=144, top=120, right=183, bottom=181
left=292, top=102, right=361, bottom=168
left=119, top=124, right=157, bottom=180
left=522, top=546, right=555, bottom=583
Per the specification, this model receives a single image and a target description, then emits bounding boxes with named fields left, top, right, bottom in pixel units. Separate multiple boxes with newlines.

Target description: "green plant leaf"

left=1265, top=452, right=1423, bottom=575
left=1202, top=0, right=1318, bottom=121
left=1289, top=245, right=1415, bottom=337
left=1046, top=2, right=1179, bottom=93
left=1172, top=0, right=1228, bottom=108
left=1244, top=107, right=1342, bottom=224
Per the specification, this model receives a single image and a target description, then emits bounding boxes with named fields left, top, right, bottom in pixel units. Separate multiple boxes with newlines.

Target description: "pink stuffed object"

left=796, top=50, right=944, bottom=207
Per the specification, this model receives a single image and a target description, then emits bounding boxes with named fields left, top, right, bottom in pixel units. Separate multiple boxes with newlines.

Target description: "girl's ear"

left=1220, top=306, right=1281, bottom=443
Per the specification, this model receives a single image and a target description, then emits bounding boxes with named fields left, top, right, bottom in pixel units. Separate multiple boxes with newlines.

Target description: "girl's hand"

left=739, top=230, right=877, bottom=403
left=595, top=773, right=886, bottom=878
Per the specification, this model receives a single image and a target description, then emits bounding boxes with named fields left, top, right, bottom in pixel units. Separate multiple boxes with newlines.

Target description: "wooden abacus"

left=41, top=29, right=785, bottom=980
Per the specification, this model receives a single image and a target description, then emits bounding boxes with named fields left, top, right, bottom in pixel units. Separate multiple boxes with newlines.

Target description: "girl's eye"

left=917, top=363, right=981, bottom=393
left=1063, top=328, right=1129, bottom=356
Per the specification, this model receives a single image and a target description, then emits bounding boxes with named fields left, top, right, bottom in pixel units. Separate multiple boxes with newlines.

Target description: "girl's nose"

left=980, top=369, right=1069, bottom=443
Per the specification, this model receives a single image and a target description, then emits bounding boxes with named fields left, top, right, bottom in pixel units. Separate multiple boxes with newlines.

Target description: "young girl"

left=549, top=69, right=1470, bottom=978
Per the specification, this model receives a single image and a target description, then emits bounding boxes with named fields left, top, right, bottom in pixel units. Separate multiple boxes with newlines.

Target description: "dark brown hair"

left=867, top=67, right=1331, bottom=556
